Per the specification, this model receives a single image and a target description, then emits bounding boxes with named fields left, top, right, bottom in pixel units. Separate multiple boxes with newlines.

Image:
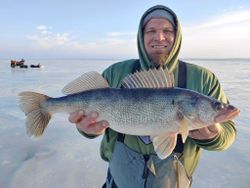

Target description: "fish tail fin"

left=19, top=91, right=51, bottom=137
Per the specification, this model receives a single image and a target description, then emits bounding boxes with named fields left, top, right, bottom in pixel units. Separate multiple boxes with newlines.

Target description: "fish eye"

left=214, top=102, right=224, bottom=111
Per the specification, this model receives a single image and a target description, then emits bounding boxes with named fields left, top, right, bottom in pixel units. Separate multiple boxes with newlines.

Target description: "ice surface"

left=0, top=59, right=249, bottom=188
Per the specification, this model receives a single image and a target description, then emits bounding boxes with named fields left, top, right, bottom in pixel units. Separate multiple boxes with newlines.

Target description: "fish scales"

left=42, top=88, right=191, bottom=135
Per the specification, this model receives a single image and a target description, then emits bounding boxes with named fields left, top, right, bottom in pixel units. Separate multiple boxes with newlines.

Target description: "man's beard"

left=149, top=54, right=168, bottom=68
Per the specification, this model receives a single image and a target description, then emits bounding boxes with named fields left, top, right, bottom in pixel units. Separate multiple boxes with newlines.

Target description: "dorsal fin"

left=62, top=71, right=109, bottom=95
left=122, top=67, right=174, bottom=88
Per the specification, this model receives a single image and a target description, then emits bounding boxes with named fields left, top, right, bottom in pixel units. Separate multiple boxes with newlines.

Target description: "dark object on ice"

left=30, top=64, right=41, bottom=68
left=10, top=59, right=28, bottom=68
left=20, top=64, right=28, bottom=68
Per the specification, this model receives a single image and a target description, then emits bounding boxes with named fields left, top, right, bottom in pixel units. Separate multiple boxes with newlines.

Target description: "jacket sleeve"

left=193, top=72, right=237, bottom=151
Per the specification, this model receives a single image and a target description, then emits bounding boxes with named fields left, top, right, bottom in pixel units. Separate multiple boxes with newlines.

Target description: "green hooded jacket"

left=79, top=5, right=236, bottom=176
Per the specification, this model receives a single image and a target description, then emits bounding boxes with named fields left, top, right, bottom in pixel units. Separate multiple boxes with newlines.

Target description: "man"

left=69, top=5, right=236, bottom=188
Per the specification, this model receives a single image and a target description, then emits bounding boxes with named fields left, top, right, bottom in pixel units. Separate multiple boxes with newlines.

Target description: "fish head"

left=177, top=94, right=240, bottom=128
left=195, top=98, right=240, bottom=125
left=212, top=101, right=240, bottom=123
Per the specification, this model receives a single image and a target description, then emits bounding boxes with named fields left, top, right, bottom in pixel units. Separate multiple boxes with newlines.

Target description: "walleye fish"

left=18, top=68, right=240, bottom=159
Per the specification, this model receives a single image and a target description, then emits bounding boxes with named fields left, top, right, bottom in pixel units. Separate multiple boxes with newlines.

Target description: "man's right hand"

left=68, top=111, right=109, bottom=136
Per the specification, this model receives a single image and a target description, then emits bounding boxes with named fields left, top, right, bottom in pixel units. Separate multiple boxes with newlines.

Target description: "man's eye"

left=164, top=30, right=174, bottom=34
left=146, top=30, right=155, bottom=33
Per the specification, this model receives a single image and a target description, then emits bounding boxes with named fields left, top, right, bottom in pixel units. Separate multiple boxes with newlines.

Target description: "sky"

left=0, top=0, right=250, bottom=59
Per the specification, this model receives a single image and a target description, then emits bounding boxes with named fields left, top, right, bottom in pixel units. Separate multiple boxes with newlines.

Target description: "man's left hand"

left=189, top=123, right=221, bottom=140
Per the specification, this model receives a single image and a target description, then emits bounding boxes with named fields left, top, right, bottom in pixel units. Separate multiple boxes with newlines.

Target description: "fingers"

left=207, top=123, right=221, bottom=133
left=199, top=127, right=211, bottom=137
left=189, top=130, right=201, bottom=139
left=189, top=129, right=208, bottom=140
left=189, top=128, right=210, bottom=140
left=189, top=124, right=220, bottom=140
left=69, top=111, right=109, bottom=136
left=79, top=111, right=98, bottom=125
left=68, top=110, right=85, bottom=123
left=83, top=120, right=109, bottom=135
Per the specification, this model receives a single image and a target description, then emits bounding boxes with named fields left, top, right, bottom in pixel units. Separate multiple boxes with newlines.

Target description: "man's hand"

left=189, top=123, right=221, bottom=140
left=68, top=111, right=109, bottom=136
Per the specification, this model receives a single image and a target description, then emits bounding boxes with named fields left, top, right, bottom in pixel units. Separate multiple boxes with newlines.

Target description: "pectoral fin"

left=150, top=133, right=177, bottom=159
left=177, top=111, right=190, bottom=143
left=180, top=117, right=189, bottom=143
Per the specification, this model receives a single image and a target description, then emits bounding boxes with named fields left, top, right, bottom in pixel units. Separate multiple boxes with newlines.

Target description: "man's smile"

left=151, top=45, right=168, bottom=49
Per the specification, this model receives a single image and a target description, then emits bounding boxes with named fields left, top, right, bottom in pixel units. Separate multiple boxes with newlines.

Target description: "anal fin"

left=150, top=132, right=177, bottom=159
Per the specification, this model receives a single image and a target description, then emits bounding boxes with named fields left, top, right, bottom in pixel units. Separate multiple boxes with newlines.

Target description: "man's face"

left=143, top=18, right=175, bottom=65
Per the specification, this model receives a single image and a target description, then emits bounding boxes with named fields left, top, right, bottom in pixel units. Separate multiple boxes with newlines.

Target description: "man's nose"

left=155, top=31, right=165, bottom=41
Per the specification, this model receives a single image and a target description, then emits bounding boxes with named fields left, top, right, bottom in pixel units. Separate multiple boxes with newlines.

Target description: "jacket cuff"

left=77, top=128, right=99, bottom=139
left=192, top=133, right=221, bottom=147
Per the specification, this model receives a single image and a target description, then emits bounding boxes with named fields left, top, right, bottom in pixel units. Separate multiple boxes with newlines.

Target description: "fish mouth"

left=214, top=105, right=240, bottom=123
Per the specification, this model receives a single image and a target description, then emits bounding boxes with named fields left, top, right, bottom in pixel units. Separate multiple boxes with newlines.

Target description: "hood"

left=137, top=5, right=182, bottom=72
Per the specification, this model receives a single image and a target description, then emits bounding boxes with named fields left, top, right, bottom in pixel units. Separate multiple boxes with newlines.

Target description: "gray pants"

left=105, top=139, right=191, bottom=188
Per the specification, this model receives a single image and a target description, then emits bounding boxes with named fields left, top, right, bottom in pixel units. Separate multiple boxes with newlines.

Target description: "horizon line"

left=1, top=57, right=250, bottom=61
